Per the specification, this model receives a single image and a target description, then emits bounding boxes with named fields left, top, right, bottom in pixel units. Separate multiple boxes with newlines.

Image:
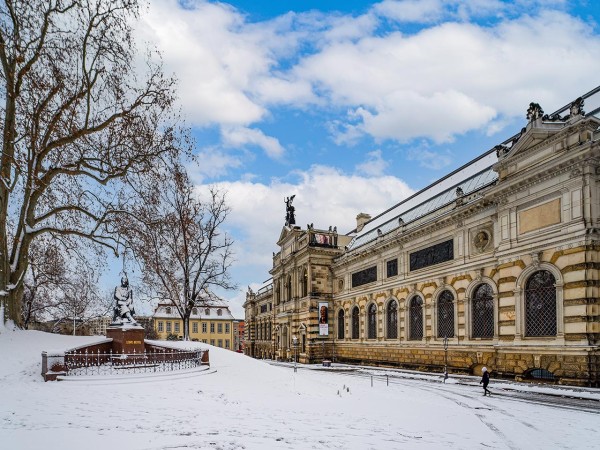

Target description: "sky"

left=126, top=0, right=600, bottom=319
left=1, top=329, right=600, bottom=449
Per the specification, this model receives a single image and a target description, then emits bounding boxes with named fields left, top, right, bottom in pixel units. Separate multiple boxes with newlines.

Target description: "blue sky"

left=131, top=0, right=600, bottom=318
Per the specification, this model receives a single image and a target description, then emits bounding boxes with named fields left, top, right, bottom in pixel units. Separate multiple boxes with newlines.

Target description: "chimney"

left=356, top=213, right=371, bottom=232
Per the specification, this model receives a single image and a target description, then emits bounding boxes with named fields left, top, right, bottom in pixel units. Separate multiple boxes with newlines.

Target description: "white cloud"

left=221, top=127, right=285, bottom=158
left=407, top=147, right=452, bottom=170
left=292, top=10, right=600, bottom=142
left=137, top=1, right=600, bottom=157
left=186, top=149, right=244, bottom=183
left=355, top=150, right=389, bottom=176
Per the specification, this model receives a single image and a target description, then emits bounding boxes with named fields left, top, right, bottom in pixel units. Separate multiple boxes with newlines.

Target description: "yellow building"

left=152, top=304, right=236, bottom=350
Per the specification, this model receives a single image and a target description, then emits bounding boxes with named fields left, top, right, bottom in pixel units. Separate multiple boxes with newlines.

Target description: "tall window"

left=286, top=275, right=292, bottom=301
left=192, top=322, right=198, bottom=333
left=367, top=303, right=377, bottom=339
left=302, top=269, right=308, bottom=297
left=202, top=322, right=207, bottom=333
left=352, top=306, right=360, bottom=339
left=166, top=322, right=172, bottom=333
left=225, top=323, right=230, bottom=333
left=338, top=309, right=345, bottom=339
left=218, top=323, right=223, bottom=333
left=409, top=297, right=423, bottom=340
left=472, top=284, right=493, bottom=338
left=437, top=290, right=454, bottom=338
left=158, top=321, right=164, bottom=332
left=525, top=270, right=557, bottom=336
left=174, top=322, right=180, bottom=333
left=275, top=282, right=281, bottom=305
left=386, top=300, right=398, bottom=339
left=210, top=323, right=215, bottom=333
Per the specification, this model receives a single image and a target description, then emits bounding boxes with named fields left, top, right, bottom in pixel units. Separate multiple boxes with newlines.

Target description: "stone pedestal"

left=107, top=326, right=145, bottom=354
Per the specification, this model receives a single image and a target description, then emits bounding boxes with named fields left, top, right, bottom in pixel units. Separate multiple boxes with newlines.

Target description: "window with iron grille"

left=525, top=270, right=557, bottom=337
left=368, top=303, right=377, bottom=339
left=338, top=309, right=345, bottom=339
left=387, top=300, right=398, bottom=338
left=352, top=306, right=360, bottom=339
left=437, top=290, right=454, bottom=338
left=409, top=297, right=423, bottom=340
left=386, top=259, right=398, bottom=278
left=472, top=284, right=494, bottom=338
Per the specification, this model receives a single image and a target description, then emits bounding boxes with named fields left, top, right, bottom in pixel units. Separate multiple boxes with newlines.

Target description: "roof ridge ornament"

left=526, top=102, right=544, bottom=122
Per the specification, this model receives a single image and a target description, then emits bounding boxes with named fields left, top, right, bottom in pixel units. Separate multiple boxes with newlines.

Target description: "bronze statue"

left=285, top=195, right=296, bottom=226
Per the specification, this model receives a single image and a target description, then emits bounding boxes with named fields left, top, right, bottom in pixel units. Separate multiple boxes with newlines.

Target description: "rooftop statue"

left=285, top=195, right=296, bottom=226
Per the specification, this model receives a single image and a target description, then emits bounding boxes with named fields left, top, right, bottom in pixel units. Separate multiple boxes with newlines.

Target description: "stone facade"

left=244, top=92, right=600, bottom=386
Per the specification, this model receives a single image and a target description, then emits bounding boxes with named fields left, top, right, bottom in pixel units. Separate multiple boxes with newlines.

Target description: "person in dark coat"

left=480, top=367, right=491, bottom=396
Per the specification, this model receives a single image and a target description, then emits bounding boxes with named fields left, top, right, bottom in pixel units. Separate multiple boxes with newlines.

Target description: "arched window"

left=302, top=269, right=308, bottom=297
left=368, top=303, right=377, bottom=339
left=409, top=296, right=423, bottom=340
left=437, top=290, right=454, bottom=338
left=525, top=270, right=556, bottom=336
left=386, top=300, right=398, bottom=339
left=217, top=309, right=222, bottom=316
left=286, top=275, right=292, bottom=301
left=275, top=282, right=281, bottom=305
left=472, top=284, right=494, bottom=338
left=337, top=309, right=345, bottom=339
left=352, top=306, right=360, bottom=339
left=205, top=308, right=210, bottom=316
left=192, top=308, right=198, bottom=316
left=165, top=307, right=171, bottom=314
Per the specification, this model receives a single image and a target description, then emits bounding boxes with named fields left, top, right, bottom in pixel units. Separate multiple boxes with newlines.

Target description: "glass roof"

left=345, top=85, right=600, bottom=252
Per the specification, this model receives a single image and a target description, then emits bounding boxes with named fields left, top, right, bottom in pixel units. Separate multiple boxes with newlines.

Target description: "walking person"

left=480, top=367, right=491, bottom=396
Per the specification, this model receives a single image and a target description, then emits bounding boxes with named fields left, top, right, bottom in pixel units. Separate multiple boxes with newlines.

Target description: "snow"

left=1, top=329, right=599, bottom=449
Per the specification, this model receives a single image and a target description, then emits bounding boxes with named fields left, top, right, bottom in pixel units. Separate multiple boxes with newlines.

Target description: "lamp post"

left=443, top=335, right=449, bottom=383
left=292, top=335, right=298, bottom=373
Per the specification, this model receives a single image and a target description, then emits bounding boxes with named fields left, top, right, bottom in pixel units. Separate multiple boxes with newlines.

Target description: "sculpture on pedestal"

left=285, top=195, right=296, bottom=226
left=112, top=276, right=138, bottom=326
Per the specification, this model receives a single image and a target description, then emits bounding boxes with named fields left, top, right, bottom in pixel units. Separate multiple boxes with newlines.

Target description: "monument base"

left=107, top=326, right=145, bottom=354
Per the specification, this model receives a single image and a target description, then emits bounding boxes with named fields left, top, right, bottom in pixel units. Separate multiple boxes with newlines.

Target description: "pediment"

left=496, top=120, right=564, bottom=163
left=277, top=226, right=298, bottom=246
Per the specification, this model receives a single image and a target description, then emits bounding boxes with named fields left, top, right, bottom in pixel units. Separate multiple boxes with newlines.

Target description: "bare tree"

left=0, top=0, right=178, bottom=326
left=125, top=160, right=236, bottom=340
left=22, top=235, right=105, bottom=329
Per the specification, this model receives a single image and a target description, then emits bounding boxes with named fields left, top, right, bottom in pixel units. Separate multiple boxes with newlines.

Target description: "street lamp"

left=292, top=335, right=298, bottom=373
left=443, top=336, right=449, bottom=383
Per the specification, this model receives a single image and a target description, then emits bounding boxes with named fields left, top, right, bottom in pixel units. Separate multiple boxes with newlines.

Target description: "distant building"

left=88, top=316, right=111, bottom=336
left=245, top=90, right=600, bottom=386
left=152, top=304, right=236, bottom=350
left=233, top=320, right=245, bottom=352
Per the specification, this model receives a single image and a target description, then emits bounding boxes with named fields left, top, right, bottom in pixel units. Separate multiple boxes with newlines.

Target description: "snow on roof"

left=153, top=304, right=235, bottom=320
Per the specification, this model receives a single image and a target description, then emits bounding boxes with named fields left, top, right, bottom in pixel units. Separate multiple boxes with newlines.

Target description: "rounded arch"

left=351, top=305, right=360, bottom=339
left=465, top=277, right=499, bottom=341
left=514, top=262, right=564, bottom=340
left=405, top=293, right=424, bottom=341
left=431, top=285, right=458, bottom=340
left=385, top=297, right=399, bottom=339
left=337, top=308, right=345, bottom=340
left=367, top=302, right=377, bottom=339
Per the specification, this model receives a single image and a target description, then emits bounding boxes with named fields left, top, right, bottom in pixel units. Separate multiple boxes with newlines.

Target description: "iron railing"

left=43, top=348, right=208, bottom=377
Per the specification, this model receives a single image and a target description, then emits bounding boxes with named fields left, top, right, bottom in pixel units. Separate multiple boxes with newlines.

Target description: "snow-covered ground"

left=1, top=329, right=598, bottom=450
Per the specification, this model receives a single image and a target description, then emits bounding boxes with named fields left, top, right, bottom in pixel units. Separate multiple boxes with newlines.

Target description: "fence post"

left=371, top=375, right=373, bottom=387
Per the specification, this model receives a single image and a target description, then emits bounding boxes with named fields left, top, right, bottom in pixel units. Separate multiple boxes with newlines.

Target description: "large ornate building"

left=244, top=89, right=600, bottom=386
